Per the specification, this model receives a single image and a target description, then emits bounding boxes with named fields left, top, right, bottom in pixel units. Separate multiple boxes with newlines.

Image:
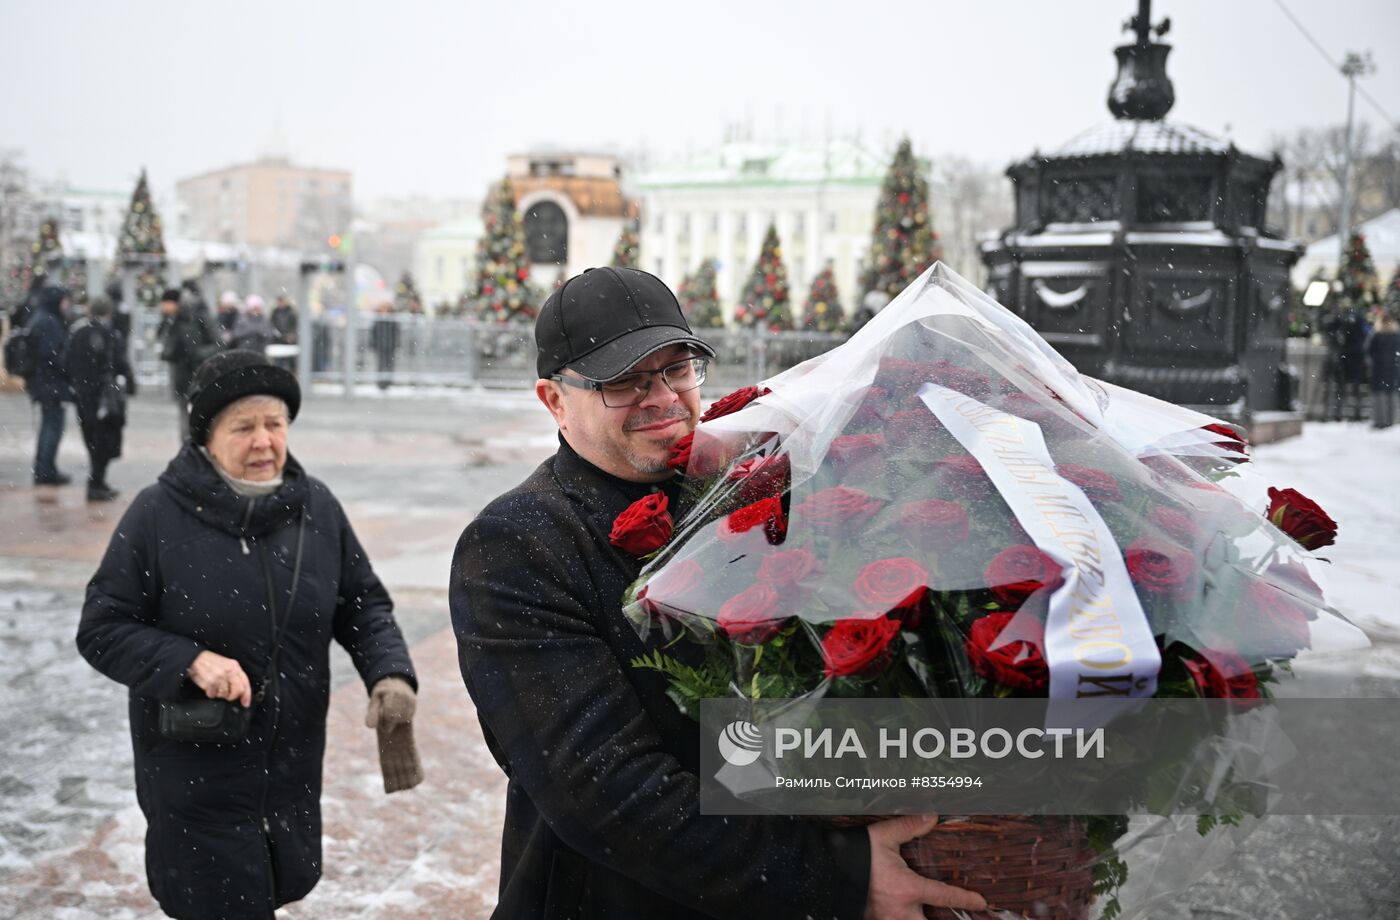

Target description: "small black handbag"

left=157, top=510, right=306, bottom=744
left=158, top=697, right=255, bottom=743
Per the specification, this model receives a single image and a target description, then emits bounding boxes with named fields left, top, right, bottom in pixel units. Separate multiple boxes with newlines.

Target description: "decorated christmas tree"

left=1383, top=263, right=1400, bottom=314
left=1337, top=231, right=1377, bottom=311
left=679, top=259, right=724, bottom=329
left=394, top=270, right=422, bottom=312
left=734, top=224, right=792, bottom=332
left=471, top=177, right=540, bottom=323
left=801, top=262, right=845, bottom=332
left=610, top=217, right=640, bottom=269
left=114, top=170, right=167, bottom=309
left=860, top=137, right=940, bottom=301
left=28, top=216, right=63, bottom=284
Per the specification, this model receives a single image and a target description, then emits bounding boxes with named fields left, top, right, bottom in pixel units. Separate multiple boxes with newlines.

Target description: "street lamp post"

left=1337, top=51, right=1376, bottom=255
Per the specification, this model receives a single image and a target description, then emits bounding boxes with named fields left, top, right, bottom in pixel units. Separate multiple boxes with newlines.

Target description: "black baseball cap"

left=535, top=266, right=715, bottom=380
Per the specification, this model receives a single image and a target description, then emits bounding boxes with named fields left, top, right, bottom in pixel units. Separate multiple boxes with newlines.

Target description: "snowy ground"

left=0, top=389, right=1397, bottom=918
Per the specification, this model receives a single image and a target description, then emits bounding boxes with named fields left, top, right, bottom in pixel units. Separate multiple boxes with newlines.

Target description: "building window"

left=436, top=256, right=444, bottom=283
left=523, top=200, right=569, bottom=264
left=709, top=213, right=719, bottom=234
left=737, top=213, right=747, bottom=236
left=794, top=213, right=805, bottom=236
left=655, top=213, right=665, bottom=234
left=654, top=257, right=664, bottom=278
left=679, top=213, right=691, bottom=242
left=827, top=213, right=838, bottom=232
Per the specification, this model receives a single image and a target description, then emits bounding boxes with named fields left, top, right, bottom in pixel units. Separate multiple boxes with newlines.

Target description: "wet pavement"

left=1, top=387, right=1397, bottom=918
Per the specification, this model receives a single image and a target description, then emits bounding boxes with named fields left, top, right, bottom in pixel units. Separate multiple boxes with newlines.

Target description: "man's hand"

left=864, top=814, right=987, bottom=919
left=187, top=651, right=252, bottom=707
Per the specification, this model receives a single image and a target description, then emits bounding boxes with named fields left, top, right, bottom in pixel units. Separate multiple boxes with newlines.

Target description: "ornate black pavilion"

left=980, top=0, right=1302, bottom=416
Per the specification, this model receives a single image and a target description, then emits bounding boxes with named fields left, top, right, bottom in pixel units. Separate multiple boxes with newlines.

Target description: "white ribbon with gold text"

left=918, top=383, right=1161, bottom=702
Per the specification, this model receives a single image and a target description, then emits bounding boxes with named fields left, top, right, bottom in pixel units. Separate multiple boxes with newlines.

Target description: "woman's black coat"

left=77, top=444, right=416, bottom=919
left=63, top=317, right=132, bottom=464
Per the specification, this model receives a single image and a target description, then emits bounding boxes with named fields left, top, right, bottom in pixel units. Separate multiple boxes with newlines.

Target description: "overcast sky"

left=4, top=0, right=1398, bottom=203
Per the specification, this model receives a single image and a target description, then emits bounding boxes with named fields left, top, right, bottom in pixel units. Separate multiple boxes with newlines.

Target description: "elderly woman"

left=76, top=350, right=422, bottom=919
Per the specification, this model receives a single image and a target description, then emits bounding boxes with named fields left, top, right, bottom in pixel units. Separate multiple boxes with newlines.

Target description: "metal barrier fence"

left=129, top=313, right=849, bottom=394
left=119, top=313, right=1351, bottom=421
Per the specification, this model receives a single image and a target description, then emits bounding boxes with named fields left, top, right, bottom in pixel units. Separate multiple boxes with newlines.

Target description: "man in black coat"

left=26, top=284, right=73, bottom=485
left=77, top=350, right=420, bottom=919
left=63, top=294, right=135, bottom=501
left=450, top=267, right=985, bottom=919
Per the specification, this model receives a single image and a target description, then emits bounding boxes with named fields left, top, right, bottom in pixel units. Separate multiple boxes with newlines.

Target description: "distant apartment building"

left=630, top=139, right=888, bottom=323
left=176, top=157, right=351, bottom=251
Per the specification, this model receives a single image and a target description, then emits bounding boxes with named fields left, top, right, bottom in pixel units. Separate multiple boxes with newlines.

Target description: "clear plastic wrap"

left=618, top=263, right=1368, bottom=919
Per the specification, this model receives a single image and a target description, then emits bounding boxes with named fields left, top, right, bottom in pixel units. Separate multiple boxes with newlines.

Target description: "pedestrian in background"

left=157, top=287, right=221, bottom=442
left=231, top=294, right=276, bottom=354
left=215, top=290, right=240, bottom=344
left=64, top=295, right=134, bottom=501
left=26, top=284, right=73, bottom=485
left=1322, top=304, right=1370, bottom=421
left=1366, top=313, right=1400, bottom=429
left=370, top=303, right=400, bottom=390
left=269, top=294, right=299, bottom=373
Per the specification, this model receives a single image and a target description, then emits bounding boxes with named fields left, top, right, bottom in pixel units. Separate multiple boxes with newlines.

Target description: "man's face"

left=537, top=343, right=702, bottom=483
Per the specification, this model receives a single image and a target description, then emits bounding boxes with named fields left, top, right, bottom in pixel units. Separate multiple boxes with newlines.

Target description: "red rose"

left=666, top=433, right=693, bottom=471
left=1146, top=506, right=1204, bottom=547
left=1266, top=559, right=1322, bottom=608
left=719, top=496, right=787, bottom=545
left=637, top=558, right=704, bottom=622
left=928, top=359, right=993, bottom=400
left=828, top=432, right=886, bottom=464
left=822, top=616, right=902, bottom=679
left=935, top=454, right=996, bottom=500
left=886, top=410, right=945, bottom=450
left=875, top=358, right=929, bottom=398
left=717, top=583, right=788, bottom=645
left=1183, top=648, right=1260, bottom=699
left=897, top=499, right=969, bottom=550
left=1202, top=423, right=1249, bottom=463
left=609, top=493, right=673, bottom=556
left=853, top=557, right=930, bottom=613
left=756, top=548, right=820, bottom=586
left=965, top=612, right=1048, bottom=692
left=1266, top=487, right=1337, bottom=550
left=1056, top=464, right=1122, bottom=504
left=1138, top=454, right=1195, bottom=485
left=701, top=386, right=772, bottom=423
left=1124, top=538, right=1197, bottom=601
left=998, top=392, right=1073, bottom=436
left=984, top=545, right=1064, bottom=608
left=793, top=486, right=885, bottom=529
left=727, top=453, right=791, bottom=501
left=1236, top=581, right=1312, bottom=657
left=851, top=386, right=891, bottom=426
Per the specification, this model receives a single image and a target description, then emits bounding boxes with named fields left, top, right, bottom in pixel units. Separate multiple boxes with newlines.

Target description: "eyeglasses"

left=552, top=356, right=710, bottom=408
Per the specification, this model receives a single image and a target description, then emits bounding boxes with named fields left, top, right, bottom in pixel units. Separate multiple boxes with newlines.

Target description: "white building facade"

left=630, top=140, right=888, bottom=324
left=412, top=215, right=484, bottom=311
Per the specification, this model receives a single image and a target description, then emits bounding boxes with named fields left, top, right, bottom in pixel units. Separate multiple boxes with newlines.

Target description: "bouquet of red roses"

left=614, top=264, right=1361, bottom=919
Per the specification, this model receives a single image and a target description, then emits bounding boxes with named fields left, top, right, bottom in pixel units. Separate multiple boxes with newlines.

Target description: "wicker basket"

left=836, top=815, right=1097, bottom=920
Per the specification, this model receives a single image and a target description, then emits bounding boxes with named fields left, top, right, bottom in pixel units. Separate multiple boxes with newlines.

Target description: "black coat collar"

left=158, top=441, right=309, bottom=538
